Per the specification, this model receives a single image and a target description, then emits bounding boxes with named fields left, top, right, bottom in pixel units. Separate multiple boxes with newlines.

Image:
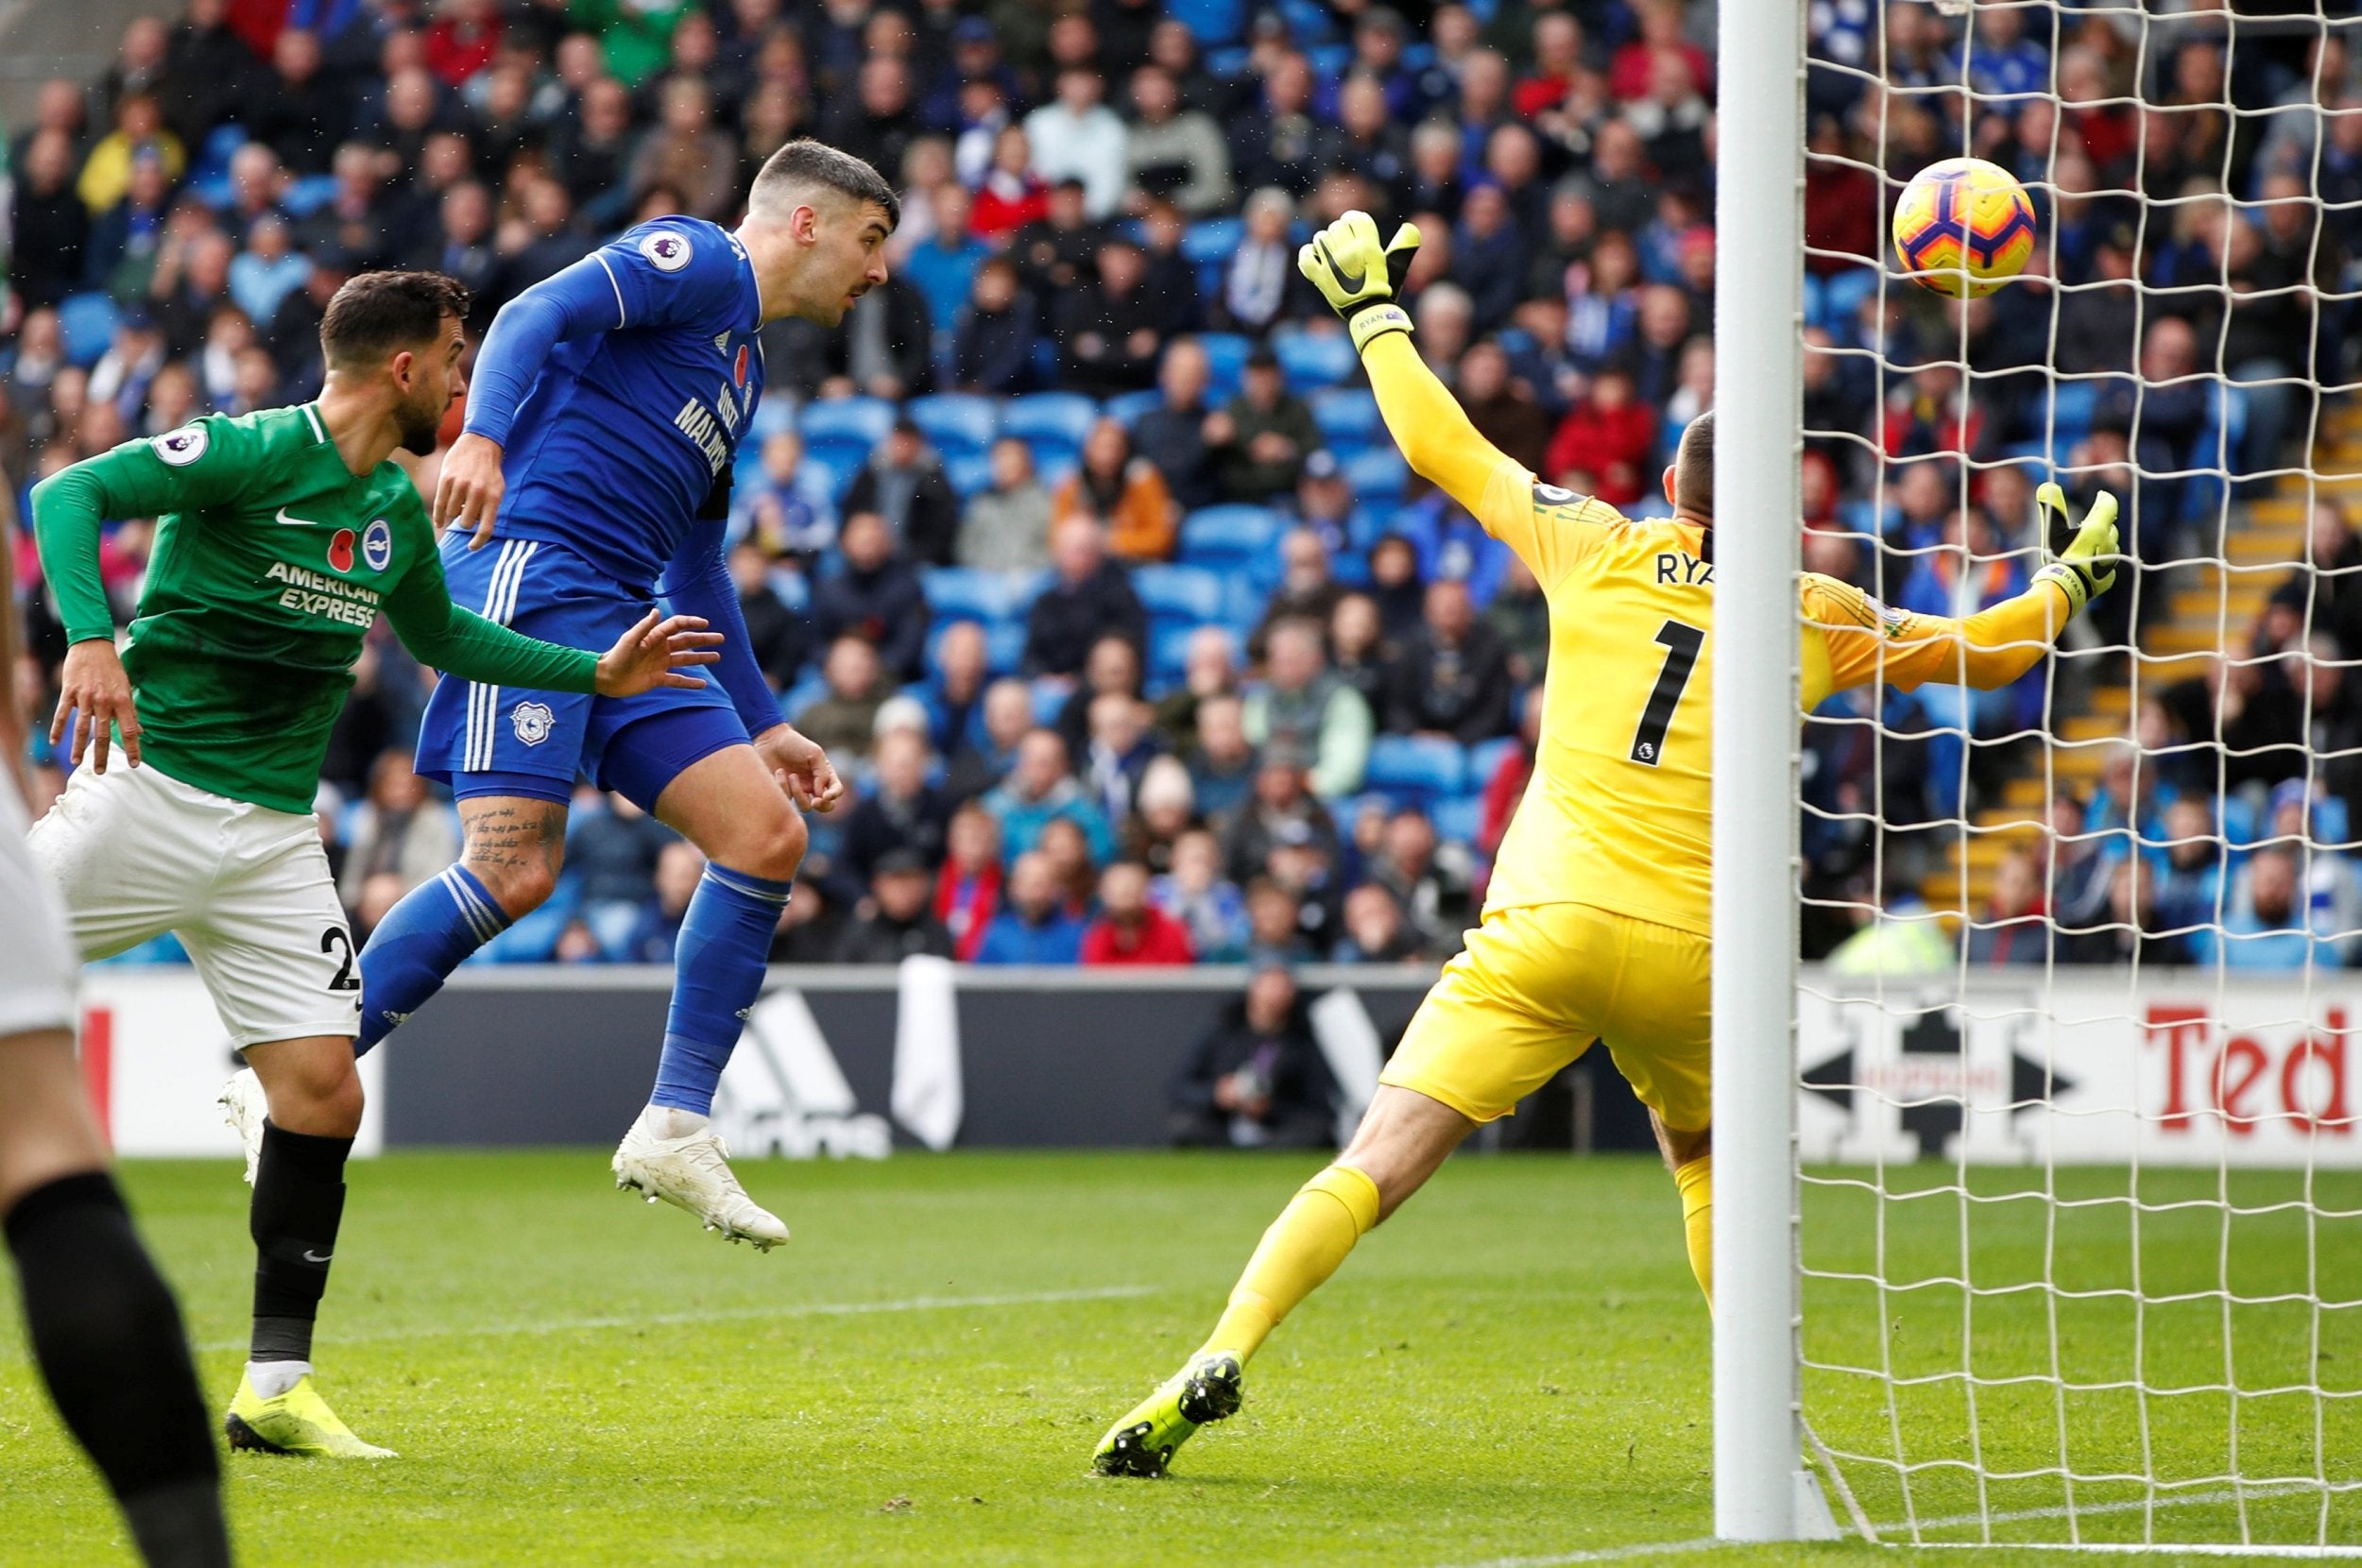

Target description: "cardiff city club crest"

left=511, top=701, right=556, bottom=746
left=151, top=426, right=209, bottom=466
left=362, top=518, right=393, bottom=571
left=640, top=231, right=692, bottom=272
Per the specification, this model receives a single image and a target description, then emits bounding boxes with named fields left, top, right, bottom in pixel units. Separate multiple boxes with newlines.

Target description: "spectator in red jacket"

left=934, top=802, right=1004, bottom=962
left=1545, top=364, right=1656, bottom=505
left=1081, top=861, right=1197, bottom=965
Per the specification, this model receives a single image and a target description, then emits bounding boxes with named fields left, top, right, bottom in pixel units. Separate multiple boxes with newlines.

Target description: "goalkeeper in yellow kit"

left=1091, top=213, right=2123, bottom=1478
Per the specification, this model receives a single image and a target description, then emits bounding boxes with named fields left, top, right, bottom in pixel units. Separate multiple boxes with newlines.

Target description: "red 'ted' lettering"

left=2217, top=1034, right=2270, bottom=1135
left=2285, top=1008, right=2353, bottom=1136
left=2147, top=1004, right=2210, bottom=1132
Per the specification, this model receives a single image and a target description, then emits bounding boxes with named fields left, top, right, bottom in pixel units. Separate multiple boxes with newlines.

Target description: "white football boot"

left=218, top=1067, right=267, bottom=1186
left=611, top=1116, right=789, bottom=1250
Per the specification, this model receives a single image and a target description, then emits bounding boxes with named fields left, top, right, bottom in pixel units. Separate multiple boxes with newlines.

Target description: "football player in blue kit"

left=358, top=142, right=894, bottom=1246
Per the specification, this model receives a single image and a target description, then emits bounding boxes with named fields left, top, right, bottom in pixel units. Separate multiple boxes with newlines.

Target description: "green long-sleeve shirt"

left=31, top=403, right=598, bottom=814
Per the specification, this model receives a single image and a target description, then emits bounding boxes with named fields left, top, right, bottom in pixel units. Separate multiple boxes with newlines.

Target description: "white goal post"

left=1713, top=0, right=2360, bottom=1551
left=1710, top=0, right=1816, bottom=1544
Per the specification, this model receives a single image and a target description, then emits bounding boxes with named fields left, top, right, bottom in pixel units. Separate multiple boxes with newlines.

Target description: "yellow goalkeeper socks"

left=1201, top=1165, right=1381, bottom=1363
left=1674, top=1153, right=1714, bottom=1308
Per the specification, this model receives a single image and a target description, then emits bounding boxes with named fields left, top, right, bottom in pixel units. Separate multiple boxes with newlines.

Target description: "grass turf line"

left=0, top=1151, right=2353, bottom=1566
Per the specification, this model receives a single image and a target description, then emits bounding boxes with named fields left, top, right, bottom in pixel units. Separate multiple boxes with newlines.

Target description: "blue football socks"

left=650, top=864, right=793, bottom=1115
left=353, top=866, right=510, bottom=1056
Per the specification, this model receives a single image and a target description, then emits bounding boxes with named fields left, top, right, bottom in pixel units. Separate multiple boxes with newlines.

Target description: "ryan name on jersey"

left=1652, top=547, right=1714, bottom=588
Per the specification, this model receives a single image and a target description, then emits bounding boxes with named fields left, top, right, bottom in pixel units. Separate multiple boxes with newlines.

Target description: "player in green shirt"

left=26, top=270, right=717, bottom=1460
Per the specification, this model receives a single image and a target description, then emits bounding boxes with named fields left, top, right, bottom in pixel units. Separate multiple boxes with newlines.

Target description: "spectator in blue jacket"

left=972, top=850, right=1087, bottom=963
left=984, top=728, right=1117, bottom=865
left=2188, top=846, right=2335, bottom=970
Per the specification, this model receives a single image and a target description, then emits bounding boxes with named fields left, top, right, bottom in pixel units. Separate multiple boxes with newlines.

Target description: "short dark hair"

left=318, top=270, right=469, bottom=367
left=748, top=139, right=899, bottom=230
left=1675, top=409, right=1714, bottom=519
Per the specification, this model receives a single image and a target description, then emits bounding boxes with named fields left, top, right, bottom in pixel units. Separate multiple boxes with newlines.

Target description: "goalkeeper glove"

left=2030, top=482, right=2120, bottom=618
left=1297, top=212, right=1424, bottom=355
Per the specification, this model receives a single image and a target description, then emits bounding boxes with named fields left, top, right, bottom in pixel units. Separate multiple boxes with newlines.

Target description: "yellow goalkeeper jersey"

left=1469, top=458, right=2064, bottom=937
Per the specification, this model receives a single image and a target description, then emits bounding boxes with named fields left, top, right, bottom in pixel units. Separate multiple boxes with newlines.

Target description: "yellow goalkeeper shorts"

left=1378, top=901, right=1712, bottom=1131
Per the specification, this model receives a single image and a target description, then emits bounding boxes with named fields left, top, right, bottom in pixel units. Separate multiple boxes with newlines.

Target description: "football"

left=1891, top=156, right=2038, bottom=298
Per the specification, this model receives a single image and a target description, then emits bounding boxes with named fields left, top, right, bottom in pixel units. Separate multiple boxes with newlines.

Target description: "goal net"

left=1736, top=0, right=2362, bottom=1551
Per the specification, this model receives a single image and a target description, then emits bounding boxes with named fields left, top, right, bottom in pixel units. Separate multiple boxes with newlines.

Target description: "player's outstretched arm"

left=654, top=519, right=846, bottom=811
left=1297, top=213, right=1511, bottom=516
left=437, top=253, right=638, bottom=544
left=30, top=427, right=255, bottom=771
left=1814, top=487, right=2119, bottom=695
left=380, top=537, right=715, bottom=695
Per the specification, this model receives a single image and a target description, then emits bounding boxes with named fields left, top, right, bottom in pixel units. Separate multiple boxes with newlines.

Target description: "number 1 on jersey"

left=1630, top=619, right=1705, bottom=766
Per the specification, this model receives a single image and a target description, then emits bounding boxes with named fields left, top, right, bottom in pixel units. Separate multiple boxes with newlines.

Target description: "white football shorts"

left=28, top=762, right=363, bottom=1047
left=0, top=767, right=78, bottom=1039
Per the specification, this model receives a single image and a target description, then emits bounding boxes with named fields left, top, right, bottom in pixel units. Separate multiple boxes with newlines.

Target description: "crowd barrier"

left=73, top=964, right=2355, bottom=1167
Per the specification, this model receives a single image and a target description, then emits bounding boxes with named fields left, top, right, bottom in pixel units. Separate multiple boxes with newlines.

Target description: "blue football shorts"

left=415, top=533, right=747, bottom=810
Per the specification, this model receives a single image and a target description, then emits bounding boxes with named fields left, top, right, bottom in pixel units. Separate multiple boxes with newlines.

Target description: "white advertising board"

left=1798, top=968, right=2357, bottom=1167
left=77, top=969, right=384, bottom=1159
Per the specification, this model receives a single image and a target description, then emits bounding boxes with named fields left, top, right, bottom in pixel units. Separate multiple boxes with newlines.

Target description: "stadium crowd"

left=0, top=0, right=2355, bottom=972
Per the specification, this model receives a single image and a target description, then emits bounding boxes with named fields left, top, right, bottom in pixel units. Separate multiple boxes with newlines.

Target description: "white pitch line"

left=1445, top=1484, right=2348, bottom=1567
left=182, top=1284, right=1155, bottom=1355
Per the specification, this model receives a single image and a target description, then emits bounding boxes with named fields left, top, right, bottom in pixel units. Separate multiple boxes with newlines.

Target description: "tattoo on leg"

left=459, top=801, right=569, bottom=883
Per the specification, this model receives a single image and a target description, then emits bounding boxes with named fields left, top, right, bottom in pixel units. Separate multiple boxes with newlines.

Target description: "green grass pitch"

left=2, top=1151, right=2354, bottom=1566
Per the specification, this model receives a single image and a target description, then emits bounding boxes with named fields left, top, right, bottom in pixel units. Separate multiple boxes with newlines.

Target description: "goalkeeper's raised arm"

left=1297, top=213, right=1511, bottom=516
left=1801, top=481, right=2120, bottom=706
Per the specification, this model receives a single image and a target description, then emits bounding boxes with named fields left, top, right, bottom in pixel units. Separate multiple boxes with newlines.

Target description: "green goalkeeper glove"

left=2030, top=482, right=2120, bottom=618
left=1297, top=212, right=1424, bottom=355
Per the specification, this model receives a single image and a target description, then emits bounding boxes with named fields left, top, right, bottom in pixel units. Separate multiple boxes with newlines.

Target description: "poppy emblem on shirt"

left=327, top=528, right=356, bottom=572
left=733, top=344, right=749, bottom=388
left=640, top=231, right=693, bottom=273
left=362, top=518, right=393, bottom=571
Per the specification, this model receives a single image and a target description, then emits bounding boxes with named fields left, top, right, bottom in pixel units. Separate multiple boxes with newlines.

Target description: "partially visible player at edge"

left=27, top=270, right=720, bottom=1461
left=348, top=141, right=894, bottom=1248
left=1092, top=211, right=2123, bottom=1478
left=0, top=518, right=231, bottom=1562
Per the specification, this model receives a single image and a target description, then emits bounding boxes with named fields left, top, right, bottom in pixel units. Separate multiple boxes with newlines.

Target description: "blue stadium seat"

left=1104, top=389, right=1165, bottom=427
left=1817, top=267, right=1878, bottom=332
left=1307, top=42, right=1352, bottom=80
left=1431, top=793, right=1486, bottom=848
left=1467, top=736, right=1521, bottom=789
left=1179, top=504, right=1284, bottom=568
left=1168, top=0, right=1245, bottom=45
left=803, top=436, right=869, bottom=486
left=1309, top=386, right=1382, bottom=445
left=1148, top=622, right=1198, bottom=688
left=944, top=451, right=994, bottom=497
left=1002, top=391, right=1098, bottom=447
left=57, top=293, right=119, bottom=368
left=2045, top=379, right=2102, bottom=440
left=1274, top=329, right=1357, bottom=392
left=1133, top=564, right=1226, bottom=625
left=1279, top=0, right=1337, bottom=42
left=280, top=175, right=340, bottom=216
left=1181, top=216, right=1244, bottom=265
left=906, top=392, right=998, bottom=454
left=923, top=567, right=1036, bottom=622
left=799, top=396, right=895, bottom=448
left=1205, top=44, right=1252, bottom=77
left=1364, top=736, right=1466, bottom=807
left=1025, top=437, right=1082, bottom=486
left=927, top=617, right=1026, bottom=676
left=193, top=122, right=248, bottom=182
left=747, top=395, right=798, bottom=441
left=1343, top=447, right=1409, bottom=501
left=1198, top=332, right=1253, bottom=399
